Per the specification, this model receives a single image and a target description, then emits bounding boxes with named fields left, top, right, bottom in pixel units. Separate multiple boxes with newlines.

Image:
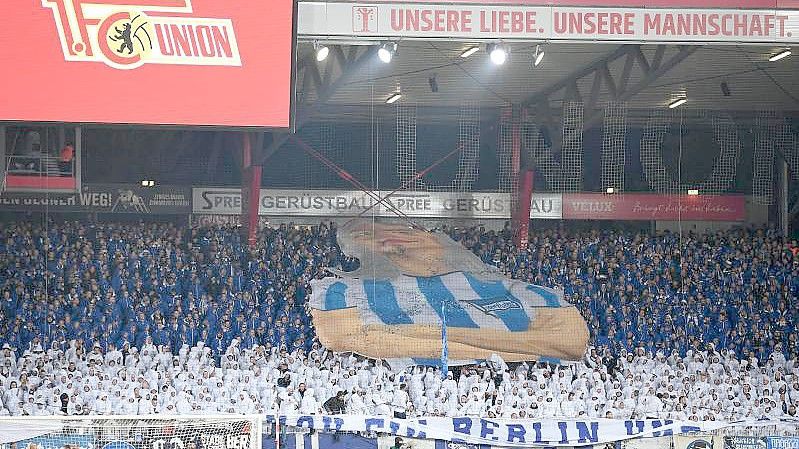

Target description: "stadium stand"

left=0, top=221, right=796, bottom=419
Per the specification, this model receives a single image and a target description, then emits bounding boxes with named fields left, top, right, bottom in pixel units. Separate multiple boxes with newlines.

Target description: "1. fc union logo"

left=42, top=0, right=242, bottom=70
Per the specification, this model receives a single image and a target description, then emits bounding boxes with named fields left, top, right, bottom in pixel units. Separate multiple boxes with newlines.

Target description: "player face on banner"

left=344, top=221, right=449, bottom=277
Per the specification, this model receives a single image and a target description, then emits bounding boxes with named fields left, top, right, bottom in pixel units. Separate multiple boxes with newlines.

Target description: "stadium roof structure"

left=294, top=40, right=799, bottom=126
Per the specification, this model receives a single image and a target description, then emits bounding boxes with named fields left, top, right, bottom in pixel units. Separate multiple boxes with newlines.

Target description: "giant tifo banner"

left=192, top=187, right=745, bottom=221
left=0, top=183, right=191, bottom=214
left=274, top=415, right=756, bottom=448
left=298, top=1, right=799, bottom=43
left=0, top=0, right=295, bottom=128
left=309, top=219, right=589, bottom=369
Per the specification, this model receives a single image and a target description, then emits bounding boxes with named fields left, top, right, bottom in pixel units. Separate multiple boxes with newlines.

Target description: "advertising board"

left=562, top=193, right=746, bottom=221
left=192, top=188, right=563, bottom=219
left=299, top=2, right=799, bottom=43
left=0, top=0, right=295, bottom=128
left=0, top=183, right=191, bottom=214
left=193, top=188, right=745, bottom=221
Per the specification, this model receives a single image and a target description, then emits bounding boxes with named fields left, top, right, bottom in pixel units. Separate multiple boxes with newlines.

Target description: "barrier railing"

left=0, top=414, right=263, bottom=449
left=6, top=154, right=73, bottom=177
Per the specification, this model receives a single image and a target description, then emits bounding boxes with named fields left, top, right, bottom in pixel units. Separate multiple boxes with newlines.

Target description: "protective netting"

left=600, top=102, right=628, bottom=192
left=780, top=119, right=799, bottom=181
left=395, top=103, right=481, bottom=191
left=0, top=416, right=259, bottom=449
left=395, top=103, right=421, bottom=190
left=523, top=121, right=555, bottom=190
left=706, top=113, right=743, bottom=194
left=561, top=101, right=585, bottom=193
left=640, top=110, right=741, bottom=194
left=343, top=122, right=375, bottom=187
left=497, top=107, right=516, bottom=193
left=451, top=103, right=481, bottom=192
left=523, top=102, right=584, bottom=192
left=303, top=122, right=338, bottom=188
left=640, top=109, right=673, bottom=193
left=752, top=111, right=778, bottom=205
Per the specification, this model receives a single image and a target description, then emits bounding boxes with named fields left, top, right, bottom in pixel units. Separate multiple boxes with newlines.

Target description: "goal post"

left=0, top=415, right=263, bottom=449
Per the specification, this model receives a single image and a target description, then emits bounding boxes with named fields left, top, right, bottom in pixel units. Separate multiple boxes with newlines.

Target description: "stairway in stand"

left=41, top=156, right=63, bottom=176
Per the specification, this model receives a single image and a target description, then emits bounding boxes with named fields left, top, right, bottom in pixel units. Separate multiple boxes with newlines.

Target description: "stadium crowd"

left=0, top=220, right=797, bottom=419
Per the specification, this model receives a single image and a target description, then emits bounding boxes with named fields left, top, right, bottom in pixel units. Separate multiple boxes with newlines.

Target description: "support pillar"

left=511, top=106, right=533, bottom=250
left=779, top=158, right=789, bottom=235
left=74, top=126, right=82, bottom=192
left=510, top=107, right=521, bottom=193
left=58, top=126, right=66, bottom=152
left=244, top=165, right=262, bottom=248
left=0, top=126, right=6, bottom=188
left=240, top=133, right=262, bottom=248
left=514, top=169, right=534, bottom=249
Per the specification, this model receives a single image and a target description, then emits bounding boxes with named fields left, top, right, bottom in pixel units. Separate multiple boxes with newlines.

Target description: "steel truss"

left=523, top=45, right=697, bottom=153
left=255, top=45, right=377, bottom=166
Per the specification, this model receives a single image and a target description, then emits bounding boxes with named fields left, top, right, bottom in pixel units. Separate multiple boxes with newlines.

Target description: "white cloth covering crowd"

left=1, top=339, right=797, bottom=420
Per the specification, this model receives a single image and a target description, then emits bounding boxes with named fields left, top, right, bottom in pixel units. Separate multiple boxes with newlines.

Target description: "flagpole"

left=441, top=299, right=448, bottom=379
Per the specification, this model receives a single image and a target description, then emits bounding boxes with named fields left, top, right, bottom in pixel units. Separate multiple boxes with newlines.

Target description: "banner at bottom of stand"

left=265, top=433, right=612, bottom=449
left=275, top=416, right=736, bottom=448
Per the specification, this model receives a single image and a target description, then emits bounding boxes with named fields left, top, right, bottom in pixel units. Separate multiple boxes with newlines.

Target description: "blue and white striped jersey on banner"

left=311, top=272, right=566, bottom=331
left=310, top=269, right=589, bottom=369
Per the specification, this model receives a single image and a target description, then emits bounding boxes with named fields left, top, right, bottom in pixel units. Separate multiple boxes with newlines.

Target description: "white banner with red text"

left=298, top=2, right=799, bottom=43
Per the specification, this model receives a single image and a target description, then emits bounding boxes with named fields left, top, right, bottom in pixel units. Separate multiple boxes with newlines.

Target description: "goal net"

left=0, top=416, right=261, bottom=449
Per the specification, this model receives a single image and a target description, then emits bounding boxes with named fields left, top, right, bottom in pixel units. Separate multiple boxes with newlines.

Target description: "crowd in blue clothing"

left=0, top=221, right=344, bottom=357
left=0, top=220, right=797, bottom=365
left=444, top=224, right=798, bottom=362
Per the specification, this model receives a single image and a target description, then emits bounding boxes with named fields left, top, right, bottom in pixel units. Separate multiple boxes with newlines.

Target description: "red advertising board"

left=386, top=0, right=799, bottom=7
left=562, top=193, right=746, bottom=221
left=0, top=0, right=295, bottom=128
